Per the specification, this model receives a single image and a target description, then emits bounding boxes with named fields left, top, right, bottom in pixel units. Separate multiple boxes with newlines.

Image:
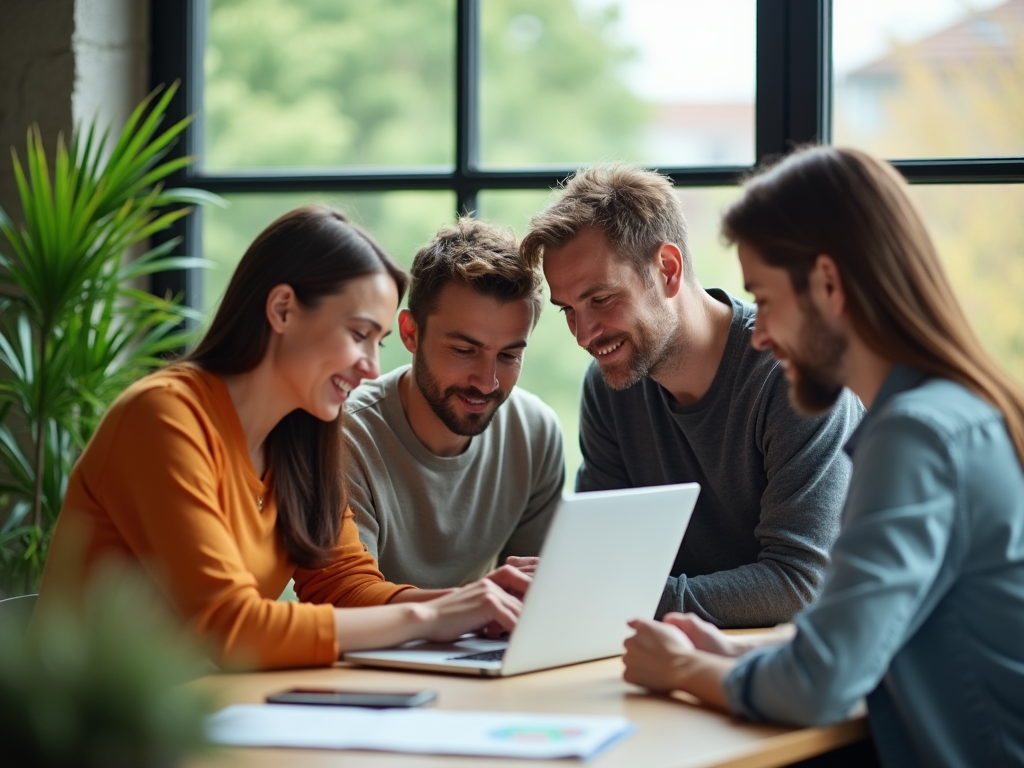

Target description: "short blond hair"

left=521, top=163, right=692, bottom=284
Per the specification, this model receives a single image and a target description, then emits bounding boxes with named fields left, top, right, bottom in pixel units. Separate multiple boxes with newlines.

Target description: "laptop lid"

left=345, top=482, right=699, bottom=677
left=500, top=482, right=699, bottom=675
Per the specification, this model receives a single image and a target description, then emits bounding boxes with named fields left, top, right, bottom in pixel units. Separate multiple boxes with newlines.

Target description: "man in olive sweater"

left=519, top=164, right=862, bottom=627
left=345, top=218, right=564, bottom=589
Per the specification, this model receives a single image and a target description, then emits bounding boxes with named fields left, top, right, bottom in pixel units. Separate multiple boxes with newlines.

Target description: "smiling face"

left=543, top=227, right=679, bottom=390
left=738, top=241, right=847, bottom=416
left=402, top=282, right=533, bottom=437
left=271, top=271, right=400, bottom=422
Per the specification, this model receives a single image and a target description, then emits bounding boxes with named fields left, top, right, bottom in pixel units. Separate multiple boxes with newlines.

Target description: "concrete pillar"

left=0, top=0, right=76, bottom=225
left=0, top=0, right=149, bottom=227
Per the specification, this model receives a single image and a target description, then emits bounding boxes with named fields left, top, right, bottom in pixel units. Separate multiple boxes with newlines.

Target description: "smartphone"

left=265, top=688, right=437, bottom=708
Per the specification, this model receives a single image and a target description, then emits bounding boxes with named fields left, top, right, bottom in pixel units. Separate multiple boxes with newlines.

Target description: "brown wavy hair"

left=520, top=163, right=693, bottom=285
left=722, top=145, right=1024, bottom=468
left=185, top=205, right=407, bottom=568
left=408, top=216, right=543, bottom=327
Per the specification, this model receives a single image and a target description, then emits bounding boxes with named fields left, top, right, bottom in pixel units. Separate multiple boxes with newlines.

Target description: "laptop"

left=344, top=482, right=700, bottom=677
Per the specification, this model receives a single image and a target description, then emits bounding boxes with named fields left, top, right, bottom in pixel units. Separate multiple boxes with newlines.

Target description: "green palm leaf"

left=0, top=83, right=221, bottom=593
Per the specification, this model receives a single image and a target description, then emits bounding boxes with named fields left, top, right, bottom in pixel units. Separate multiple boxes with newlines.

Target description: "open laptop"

left=344, top=482, right=700, bottom=677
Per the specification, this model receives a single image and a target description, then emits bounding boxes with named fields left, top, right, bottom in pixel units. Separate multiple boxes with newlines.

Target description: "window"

left=151, top=0, right=1024, bottom=478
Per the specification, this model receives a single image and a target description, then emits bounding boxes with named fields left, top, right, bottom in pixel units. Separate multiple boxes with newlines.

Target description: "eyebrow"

left=445, top=331, right=528, bottom=350
left=352, top=316, right=384, bottom=332
left=549, top=282, right=615, bottom=307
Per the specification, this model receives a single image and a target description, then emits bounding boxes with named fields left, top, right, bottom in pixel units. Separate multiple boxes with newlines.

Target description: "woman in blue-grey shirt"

left=622, top=145, right=1024, bottom=768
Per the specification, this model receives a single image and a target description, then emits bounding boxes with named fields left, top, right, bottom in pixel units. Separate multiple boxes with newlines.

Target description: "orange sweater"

left=38, top=365, right=411, bottom=669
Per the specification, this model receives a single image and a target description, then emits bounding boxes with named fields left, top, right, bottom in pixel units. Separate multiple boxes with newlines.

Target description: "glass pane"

left=201, top=192, right=456, bottom=374
left=479, top=0, right=755, bottom=168
left=833, top=0, right=1024, bottom=158
left=908, top=184, right=1024, bottom=382
left=203, top=0, right=455, bottom=171
left=477, top=186, right=744, bottom=485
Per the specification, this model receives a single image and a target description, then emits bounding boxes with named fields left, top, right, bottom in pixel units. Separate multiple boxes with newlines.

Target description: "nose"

left=356, top=346, right=380, bottom=380
left=572, top=309, right=602, bottom=350
left=469, top=355, right=499, bottom=394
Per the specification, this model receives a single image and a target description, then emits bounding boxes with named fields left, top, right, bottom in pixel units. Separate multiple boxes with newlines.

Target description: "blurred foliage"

left=835, top=5, right=1024, bottom=381
left=204, top=0, right=456, bottom=168
left=0, top=85, right=216, bottom=595
left=0, top=566, right=212, bottom=768
left=478, top=0, right=650, bottom=166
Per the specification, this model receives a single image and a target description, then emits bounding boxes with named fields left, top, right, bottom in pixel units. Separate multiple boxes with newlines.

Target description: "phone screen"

left=265, top=688, right=437, bottom=708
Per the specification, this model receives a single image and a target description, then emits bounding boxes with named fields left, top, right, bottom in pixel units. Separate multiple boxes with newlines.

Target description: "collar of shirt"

left=843, top=363, right=931, bottom=458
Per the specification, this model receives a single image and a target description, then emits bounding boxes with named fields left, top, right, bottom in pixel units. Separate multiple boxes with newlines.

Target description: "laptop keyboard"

left=449, top=649, right=505, bottom=662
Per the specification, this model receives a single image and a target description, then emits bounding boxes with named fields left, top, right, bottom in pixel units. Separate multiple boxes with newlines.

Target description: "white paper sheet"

left=207, top=704, right=635, bottom=760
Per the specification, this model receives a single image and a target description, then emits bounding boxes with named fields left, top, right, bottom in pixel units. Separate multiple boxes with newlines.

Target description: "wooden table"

left=185, top=656, right=867, bottom=768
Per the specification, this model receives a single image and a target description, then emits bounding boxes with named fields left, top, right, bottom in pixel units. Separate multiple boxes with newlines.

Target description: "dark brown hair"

left=186, top=205, right=407, bottom=568
left=520, top=163, right=693, bottom=285
left=408, top=217, right=543, bottom=328
left=722, top=145, right=1024, bottom=467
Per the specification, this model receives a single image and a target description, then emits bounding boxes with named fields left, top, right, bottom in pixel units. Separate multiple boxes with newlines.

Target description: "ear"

left=655, top=242, right=684, bottom=298
left=809, top=255, right=846, bottom=320
left=265, top=284, right=297, bottom=335
left=398, top=309, right=419, bottom=355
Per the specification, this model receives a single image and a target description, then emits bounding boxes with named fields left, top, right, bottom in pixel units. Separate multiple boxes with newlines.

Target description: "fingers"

left=662, top=612, right=704, bottom=635
left=466, top=579, right=521, bottom=634
left=661, top=613, right=731, bottom=656
left=505, top=556, right=539, bottom=575
left=425, top=579, right=524, bottom=642
left=622, top=621, right=675, bottom=692
left=486, top=564, right=532, bottom=596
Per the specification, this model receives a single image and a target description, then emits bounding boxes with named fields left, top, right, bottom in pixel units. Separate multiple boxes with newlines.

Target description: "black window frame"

left=150, top=0, right=1024, bottom=307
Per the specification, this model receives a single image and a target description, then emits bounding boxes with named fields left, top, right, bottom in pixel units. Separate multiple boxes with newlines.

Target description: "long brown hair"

left=722, top=145, right=1024, bottom=468
left=186, top=205, right=407, bottom=568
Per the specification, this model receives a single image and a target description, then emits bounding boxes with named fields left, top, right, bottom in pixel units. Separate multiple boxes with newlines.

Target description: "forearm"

left=388, top=587, right=453, bottom=603
left=332, top=603, right=431, bottom=655
left=662, top=561, right=818, bottom=626
left=726, top=624, right=795, bottom=656
left=667, top=651, right=736, bottom=711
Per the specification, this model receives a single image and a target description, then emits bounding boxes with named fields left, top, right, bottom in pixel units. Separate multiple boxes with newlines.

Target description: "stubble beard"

left=591, top=306, right=681, bottom=391
left=413, top=353, right=507, bottom=436
left=785, top=301, right=848, bottom=417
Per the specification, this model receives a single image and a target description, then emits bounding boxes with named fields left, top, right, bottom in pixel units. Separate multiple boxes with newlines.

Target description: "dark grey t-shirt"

left=577, top=289, right=863, bottom=627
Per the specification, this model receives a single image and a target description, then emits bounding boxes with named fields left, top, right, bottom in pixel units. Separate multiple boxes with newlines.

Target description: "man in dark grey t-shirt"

left=519, top=164, right=863, bottom=628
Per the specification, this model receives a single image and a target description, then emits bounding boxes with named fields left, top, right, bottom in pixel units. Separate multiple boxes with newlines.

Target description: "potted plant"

left=0, top=565, right=213, bottom=767
left=0, top=83, right=218, bottom=595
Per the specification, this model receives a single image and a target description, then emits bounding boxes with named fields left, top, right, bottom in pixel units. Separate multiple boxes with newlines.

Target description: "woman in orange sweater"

left=39, top=205, right=528, bottom=670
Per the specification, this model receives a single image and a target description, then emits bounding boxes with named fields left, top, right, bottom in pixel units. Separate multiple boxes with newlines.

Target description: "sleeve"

left=658, top=378, right=860, bottom=626
left=343, top=432, right=382, bottom=562
left=498, top=405, right=566, bottom=561
left=575, top=363, right=631, bottom=492
left=93, top=389, right=339, bottom=670
left=722, top=413, right=958, bottom=725
left=293, top=508, right=413, bottom=606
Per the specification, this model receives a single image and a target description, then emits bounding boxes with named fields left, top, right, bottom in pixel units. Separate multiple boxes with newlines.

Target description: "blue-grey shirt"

left=723, top=365, right=1024, bottom=768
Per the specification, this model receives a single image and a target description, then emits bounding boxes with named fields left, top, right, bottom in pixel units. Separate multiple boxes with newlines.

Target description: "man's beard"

left=413, top=353, right=507, bottom=436
left=785, top=301, right=848, bottom=416
left=589, top=312, right=678, bottom=391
